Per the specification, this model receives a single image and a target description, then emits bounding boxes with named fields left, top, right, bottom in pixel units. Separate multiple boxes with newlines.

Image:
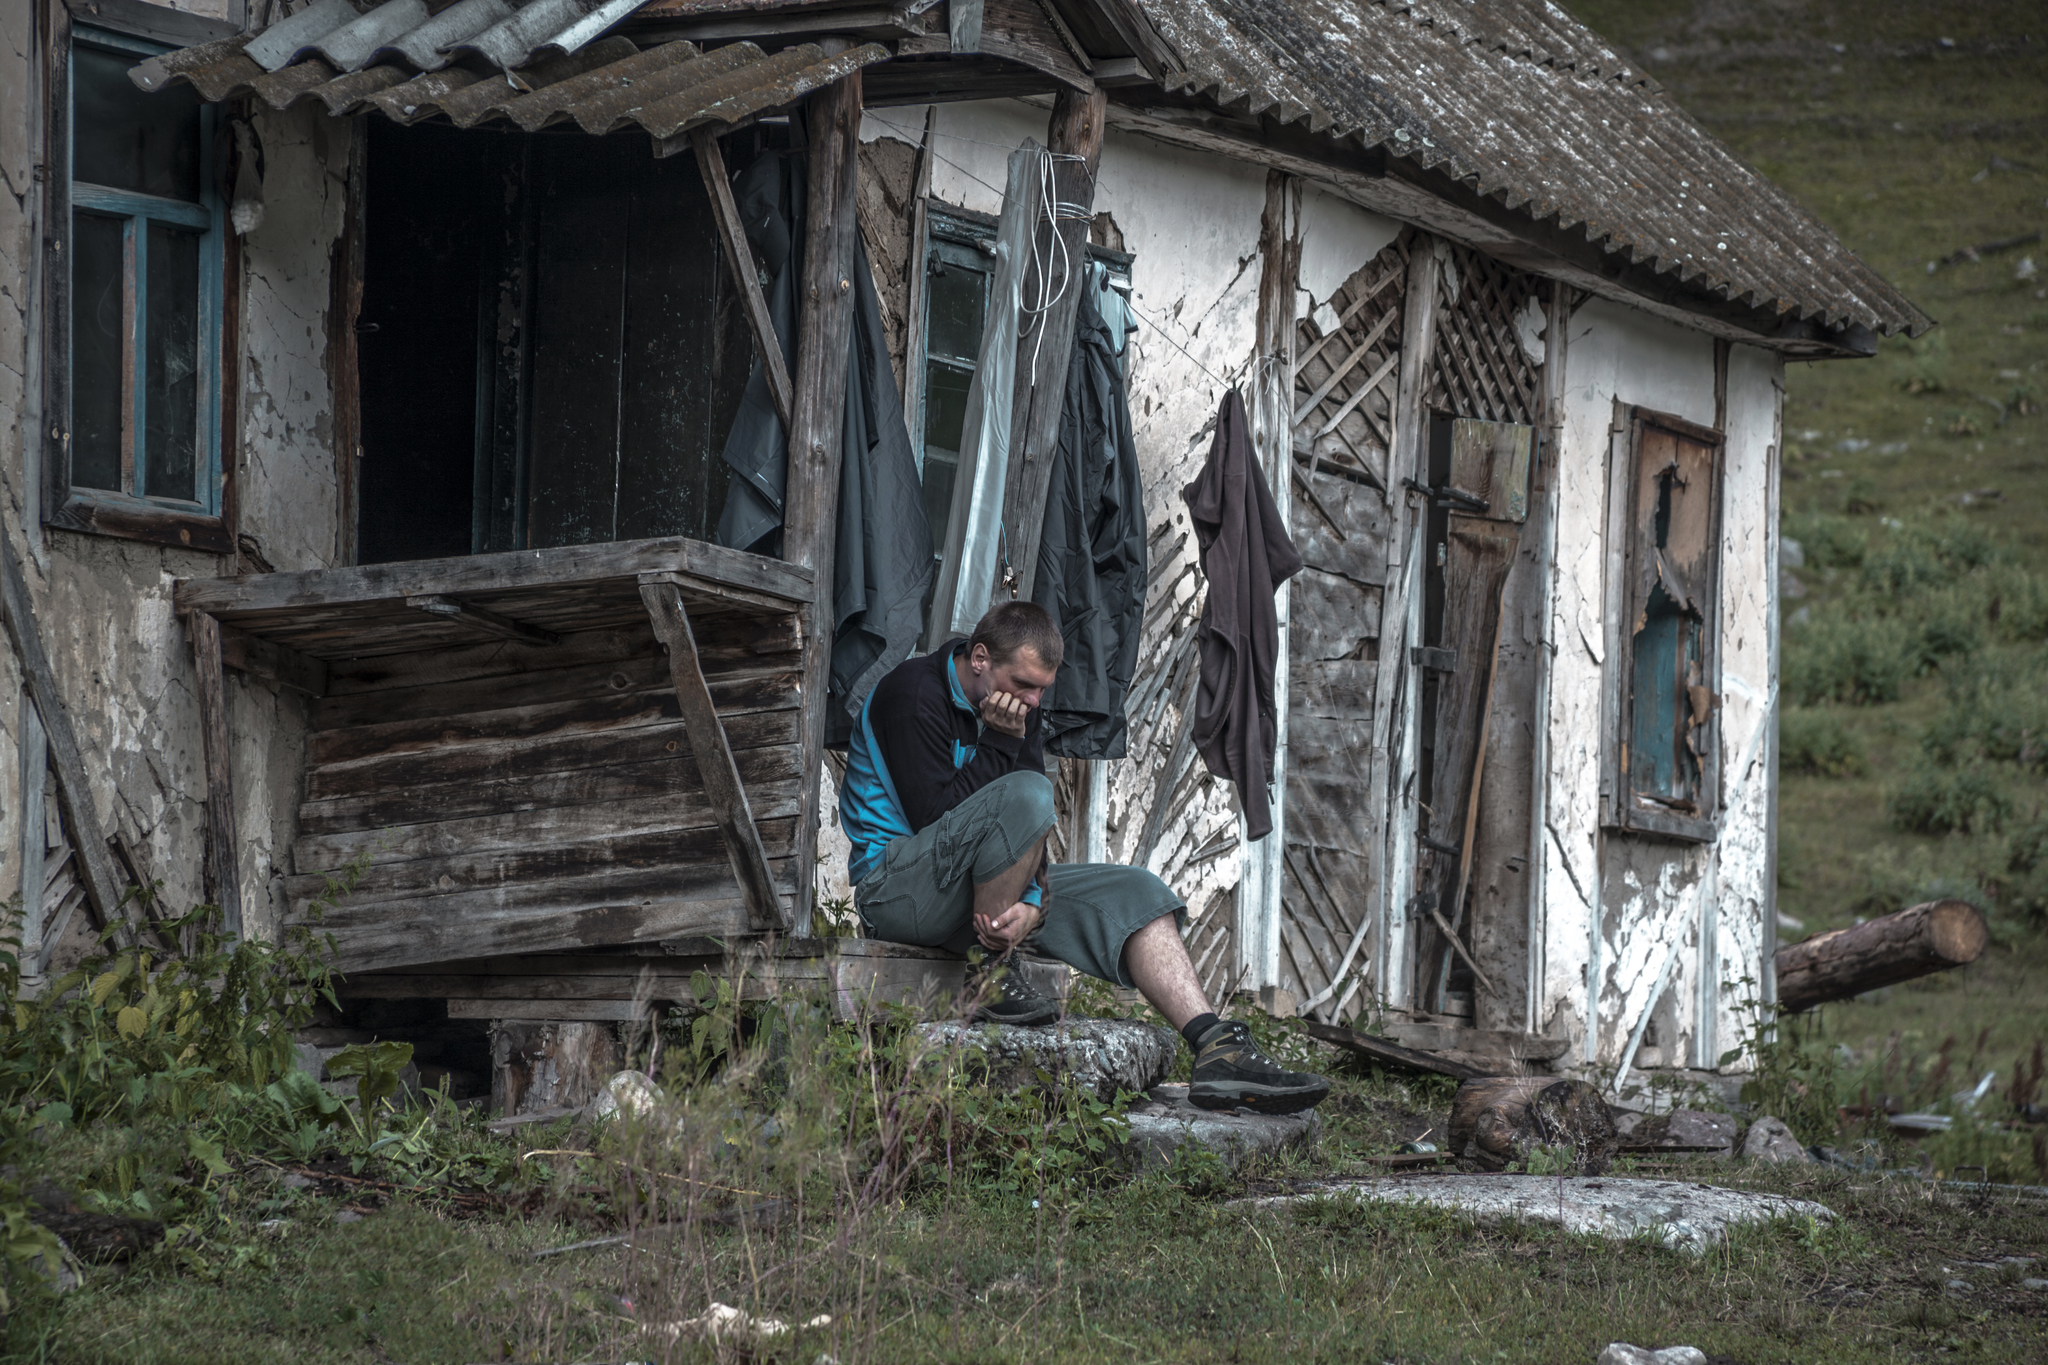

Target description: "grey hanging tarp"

left=713, top=151, right=932, bottom=720
left=1031, top=265, right=1146, bottom=760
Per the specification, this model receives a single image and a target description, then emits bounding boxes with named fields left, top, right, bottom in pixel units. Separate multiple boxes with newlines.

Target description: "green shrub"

left=1989, top=568, right=2048, bottom=643
left=1858, top=519, right=1996, bottom=597
left=1780, top=708, right=1865, bottom=777
left=1889, top=765, right=2013, bottom=836
left=1784, top=612, right=1918, bottom=705
left=1920, top=655, right=2048, bottom=772
left=2006, top=819, right=2048, bottom=926
left=1783, top=512, right=1867, bottom=570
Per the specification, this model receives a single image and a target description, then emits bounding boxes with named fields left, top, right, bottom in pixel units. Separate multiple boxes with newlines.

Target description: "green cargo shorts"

left=854, top=771, right=1185, bottom=988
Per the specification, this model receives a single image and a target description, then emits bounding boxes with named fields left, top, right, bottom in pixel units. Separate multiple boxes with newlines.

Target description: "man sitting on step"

left=840, top=601, right=1329, bottom=1115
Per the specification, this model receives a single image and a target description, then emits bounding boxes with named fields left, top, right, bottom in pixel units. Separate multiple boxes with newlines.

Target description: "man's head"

left=961, top=602, right=1063, bottom=709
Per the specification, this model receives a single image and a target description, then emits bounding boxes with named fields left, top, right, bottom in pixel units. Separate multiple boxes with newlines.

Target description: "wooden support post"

left=219, top=625, right=330, bottom=698
left=782, top=70, right=865, bottom=938
left=17, top=697, right=48, bottom=969
left=405, top=594, right=562, bottom=648
left=693, top=127, right=795, bottom=431
left=0, top=528, right=132, bottom=955
left=1367, top=239, right=1440, bottom=1010
left=639, top=578, right=787, bottom=933
left=188, top=611, right=244, bottom=938
left=1239, top=169, right=1297, bottom=999
left=1001, top=86, right=1106, bottom=604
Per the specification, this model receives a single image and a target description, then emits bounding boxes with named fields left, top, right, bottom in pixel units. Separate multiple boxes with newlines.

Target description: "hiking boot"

left=1188, top=1019, right=1330, bottom=1114
left=964, top=952, right=1060, bottom=1027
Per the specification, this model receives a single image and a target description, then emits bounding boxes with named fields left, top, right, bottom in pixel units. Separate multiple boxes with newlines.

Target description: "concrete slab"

left=916, top=1018, right=1180, bottom=1102
left=1239, top=1174, right=1834, bottom=1255
left=1122, top=1084, right=1320, bottom=1170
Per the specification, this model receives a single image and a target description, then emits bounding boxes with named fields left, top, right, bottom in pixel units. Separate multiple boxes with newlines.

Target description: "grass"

left=7, top=1060, right=2046, bottom=1363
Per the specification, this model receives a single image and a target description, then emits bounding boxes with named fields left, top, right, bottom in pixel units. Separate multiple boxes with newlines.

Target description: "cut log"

left=1448, top=1076, right=1617, bottom=1174
left=1774, top=899, right=1988, bottom=1013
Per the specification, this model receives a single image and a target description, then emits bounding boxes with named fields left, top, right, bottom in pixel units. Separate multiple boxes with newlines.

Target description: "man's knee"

left=987, top=770, right=1056, bottom=834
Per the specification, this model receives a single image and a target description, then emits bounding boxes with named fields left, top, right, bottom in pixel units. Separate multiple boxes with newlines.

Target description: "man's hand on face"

left=979, top=689, right=1030, bottom=738
left=975, top=899, right=1042, bottom=953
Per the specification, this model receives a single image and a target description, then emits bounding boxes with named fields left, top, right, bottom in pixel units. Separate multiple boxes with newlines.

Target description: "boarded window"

left=1610, top=408, right=1722, bottom=841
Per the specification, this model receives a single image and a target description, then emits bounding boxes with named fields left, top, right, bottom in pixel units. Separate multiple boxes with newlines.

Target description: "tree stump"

left=1775, top=899, right=1987, bottom=1013
left=1449, top=1077, right=1618, bottom=1174
left=489, top=1021, right=621, bottom=1117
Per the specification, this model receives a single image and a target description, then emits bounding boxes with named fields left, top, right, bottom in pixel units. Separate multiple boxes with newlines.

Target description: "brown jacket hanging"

left=1182, top=388, right=1303, bottom=841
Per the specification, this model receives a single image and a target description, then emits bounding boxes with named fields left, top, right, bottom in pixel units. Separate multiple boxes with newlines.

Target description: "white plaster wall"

left=1538, top=295, right=1779, bottom=1073
left=0, top=37, right=345, bottom=952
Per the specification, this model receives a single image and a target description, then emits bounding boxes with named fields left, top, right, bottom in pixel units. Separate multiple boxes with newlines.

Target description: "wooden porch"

left=174, top=535, right=816, bottom=976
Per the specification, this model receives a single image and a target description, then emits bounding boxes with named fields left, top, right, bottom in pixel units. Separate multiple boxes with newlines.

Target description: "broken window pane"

left=144, top=223, right=201, bottom=501
left=71, top=211, right=127, bottom=492
left=1617, top=415, right=1720, bottom=832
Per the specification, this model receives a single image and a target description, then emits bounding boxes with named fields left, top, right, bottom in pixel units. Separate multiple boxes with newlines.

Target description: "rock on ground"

left=1122, top=1084, right=1320, bottom=1169
left=1599, top=1345, right=1708, bottom=1365
left=1242, top=1175, right=1834, bottom=1256
left=1739, top=1116, right=1812, bottom=1164
left=916, top=1018, right=1180, bottom=1101
left=1627, top=1109, right=1740, bottom=1154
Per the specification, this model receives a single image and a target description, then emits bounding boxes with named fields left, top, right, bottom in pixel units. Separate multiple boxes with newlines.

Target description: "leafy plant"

left=1889, top=764, right=2013, bottom=835
left=325, top=1041, right=417, bottom=1138
left=1780, top=708, right=1865, bottom=777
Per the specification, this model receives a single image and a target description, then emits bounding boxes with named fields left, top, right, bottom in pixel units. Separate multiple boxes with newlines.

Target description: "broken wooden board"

left=1297, top=1018, right=1490, bottom=1081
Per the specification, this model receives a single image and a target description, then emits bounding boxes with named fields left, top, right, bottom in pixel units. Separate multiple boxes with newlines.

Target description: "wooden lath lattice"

left=1428, top=244, right=1543, bottom=427
left=1291, top=235, right=1410, bottom=491
left=1281, top=841, right=1372, bottom=1024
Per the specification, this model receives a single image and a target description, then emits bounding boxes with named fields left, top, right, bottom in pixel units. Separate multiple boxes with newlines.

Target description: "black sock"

left=1181, top=1012, right=1220, bottom=1048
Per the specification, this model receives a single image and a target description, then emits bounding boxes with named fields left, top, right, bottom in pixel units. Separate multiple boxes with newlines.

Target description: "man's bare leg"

left=1122, top=913, right=1212, bottom=1032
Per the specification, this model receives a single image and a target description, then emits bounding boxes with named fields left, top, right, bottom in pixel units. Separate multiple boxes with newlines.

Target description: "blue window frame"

left=66, top=25, right=224, bottom=517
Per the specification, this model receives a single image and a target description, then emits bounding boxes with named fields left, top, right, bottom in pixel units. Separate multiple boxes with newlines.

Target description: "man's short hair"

left=969, top=601, right=1064, bottom=670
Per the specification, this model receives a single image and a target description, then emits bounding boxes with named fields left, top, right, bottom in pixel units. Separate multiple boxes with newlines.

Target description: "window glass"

left=71, top=211, right=127, bottom=492
left=72, top=44, right=202, bottom=201
left=144, top=223, right=201, bottom=500
left=925, top=258, right=987, bottom=365
left=920, top=363, right=972, bottom=552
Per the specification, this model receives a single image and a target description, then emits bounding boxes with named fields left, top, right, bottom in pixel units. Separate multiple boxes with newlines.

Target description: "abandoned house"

left=0, top=0, right=1929, bottom=1105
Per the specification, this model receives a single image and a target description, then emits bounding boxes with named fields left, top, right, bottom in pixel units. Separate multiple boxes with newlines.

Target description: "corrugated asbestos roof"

left=1139, top=0, right=1929, bottom=338
left=129, top=0, right=886, bottom=147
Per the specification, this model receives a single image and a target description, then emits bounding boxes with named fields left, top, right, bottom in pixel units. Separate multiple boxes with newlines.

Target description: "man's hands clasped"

left=979, top=689, right=1030, bottom=738
left=975, top=899, right=1043, bottom=953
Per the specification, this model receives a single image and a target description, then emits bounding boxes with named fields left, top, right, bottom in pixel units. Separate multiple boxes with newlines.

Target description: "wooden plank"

left=313, top=645, right=796, bottom=731
left=17, top=700, right=47, bottom=969
left=783, top=66, right=865, bottom=938
left=1002, top=86, right=1108, bottom=605
left=297, top=740, right=801, bottom=837
left=1417, top=513, right=1521, bottom=1007
left=692, top=127, right=794, bottom=431
left=309, top=665, right=799, bottom=767
left=640, top=581, right=788, bottom=932
left=294, top=778, right=803, bottom=872
left=302, top=706, right=799, bottom=804
left=1297, top=1018, right=1489, bottom=1081
left=450, top=999, right=658, bottom=1022
left=303, top=880, right=772, bottom=975
left=284, top=818, right=798, bottom=908
left=173, top=535, right=813, bottom=622
left=1366, top=238, right=1437, bottom=1009
left=0, top=529, right=132, bottom=958
left=220, top=625, right=330, bottom=698
left=405, top=595, right=562, bottom=648
left=189, top=612, right=244, bottom=936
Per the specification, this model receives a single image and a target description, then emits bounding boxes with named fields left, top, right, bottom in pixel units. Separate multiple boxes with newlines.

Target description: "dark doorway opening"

left=356, top=120, right=764, bottom=565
